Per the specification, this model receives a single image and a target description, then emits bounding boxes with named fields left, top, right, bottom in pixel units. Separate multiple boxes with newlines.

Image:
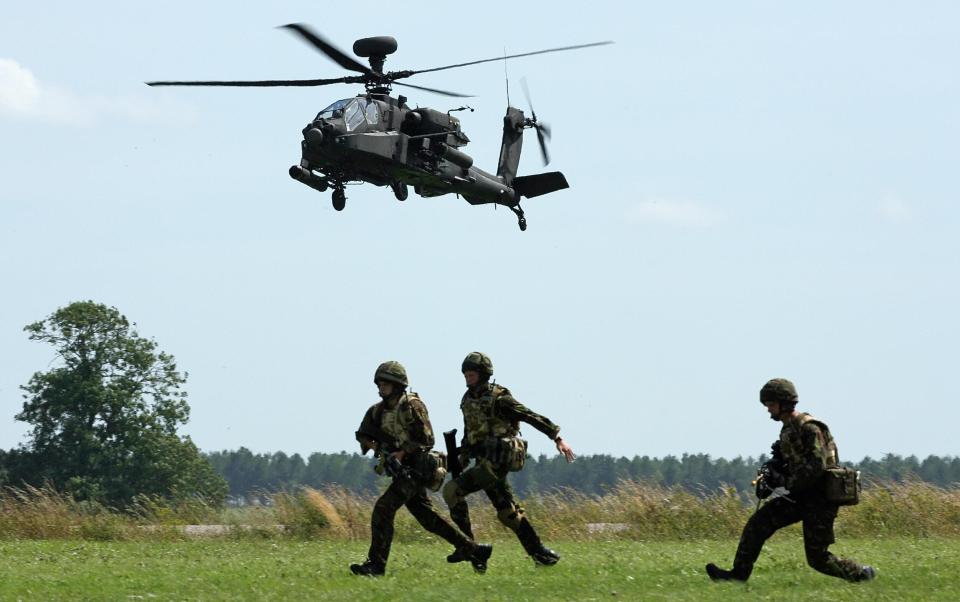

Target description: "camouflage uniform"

left=442, top=381, right=561, bottom=561
left=356, top=390, right=478, bottom=569
left=729, top=412, right=871, bottom=581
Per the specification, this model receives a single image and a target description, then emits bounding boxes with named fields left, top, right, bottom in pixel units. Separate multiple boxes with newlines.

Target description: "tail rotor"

left=521, top=77, right=552, bottom=166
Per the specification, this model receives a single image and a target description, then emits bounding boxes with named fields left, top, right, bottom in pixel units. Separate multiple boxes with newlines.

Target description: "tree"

left=10, top=301, right=226, bottom=506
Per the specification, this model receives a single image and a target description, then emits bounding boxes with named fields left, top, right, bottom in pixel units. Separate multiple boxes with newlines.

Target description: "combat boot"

left=470, top=543, right=493, bottom=574
left=349, top=560, right=385, bottom=577
left=446, top=548, right=469, bottom=563
left=531, top=546, right=560, bottom=566
left=705, top=563, right=747, bottom=582
left=516, top=519, right=560, bottom=566
left=857, top=566, right=878, bottom=582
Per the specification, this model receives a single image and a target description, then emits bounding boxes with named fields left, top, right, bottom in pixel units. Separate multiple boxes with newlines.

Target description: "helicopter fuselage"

left=291, top=93, right=517, bottom=206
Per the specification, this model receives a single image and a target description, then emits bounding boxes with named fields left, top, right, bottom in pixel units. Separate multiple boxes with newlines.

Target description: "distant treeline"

left=205, top=448, right=960, bottom=498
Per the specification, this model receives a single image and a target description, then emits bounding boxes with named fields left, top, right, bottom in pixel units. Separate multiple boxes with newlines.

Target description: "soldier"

left=443, top=352, right=575, bottom=566
left=706, top=378, right=877, bottom=583
left=350, top=361, right=492, bottom=576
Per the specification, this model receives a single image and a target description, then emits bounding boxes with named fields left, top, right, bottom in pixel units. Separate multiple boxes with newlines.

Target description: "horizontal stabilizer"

left=513, top=172, right=569, bottom=199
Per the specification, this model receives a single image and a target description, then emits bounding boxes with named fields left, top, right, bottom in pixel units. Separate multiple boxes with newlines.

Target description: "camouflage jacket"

left=778, top=412, right=839, bottom=494
left=460, top=382, right=560, bottom=447
left=355, top=392, right=435, bottom=456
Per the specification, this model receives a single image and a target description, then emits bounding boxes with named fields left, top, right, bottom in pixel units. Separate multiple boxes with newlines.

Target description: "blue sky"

left=2, top=2, right=957, bottom=462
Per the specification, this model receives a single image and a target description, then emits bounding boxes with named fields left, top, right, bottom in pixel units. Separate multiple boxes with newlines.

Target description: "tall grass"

left=2, top=480, right=958, bottom=541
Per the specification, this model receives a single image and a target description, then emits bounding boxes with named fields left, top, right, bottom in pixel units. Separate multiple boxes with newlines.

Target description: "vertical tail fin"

left=497, top=107, right=524, bottom=185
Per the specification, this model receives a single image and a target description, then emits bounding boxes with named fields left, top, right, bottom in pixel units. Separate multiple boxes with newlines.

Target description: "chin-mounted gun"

left=753, top=440, right=788, bottom=501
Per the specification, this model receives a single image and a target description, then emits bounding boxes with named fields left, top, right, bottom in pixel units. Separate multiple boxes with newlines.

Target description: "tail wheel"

left=332, top=188, right=346, bottom=211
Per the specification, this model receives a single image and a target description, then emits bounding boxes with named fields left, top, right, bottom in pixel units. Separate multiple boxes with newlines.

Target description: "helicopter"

left=147, top=24, right=611, bottom=230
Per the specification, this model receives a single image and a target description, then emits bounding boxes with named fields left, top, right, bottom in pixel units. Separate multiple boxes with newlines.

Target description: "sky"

left=2, top=2, right=958, bottom=463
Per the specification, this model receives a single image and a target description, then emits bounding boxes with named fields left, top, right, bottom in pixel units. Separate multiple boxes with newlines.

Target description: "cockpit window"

left=344, top=99, right=365, bottom=131
left=316, top=98, right=351, bottom=120
left=319, top=98, right=382, bottom=132
left=365, top=101, right=380, bottom=125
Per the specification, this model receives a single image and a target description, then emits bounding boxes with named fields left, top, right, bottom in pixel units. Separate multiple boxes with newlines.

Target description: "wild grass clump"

left=523, top=481, right=751, bottom=541
left=2, top=479, right=959, bottom=541
left=837, top=478, right=960, bottom=537
left=129, top=493, right=222, bottom=526
left=271, top=487, right=348, bottom=538
left=0, top=484, right=128, bottom=540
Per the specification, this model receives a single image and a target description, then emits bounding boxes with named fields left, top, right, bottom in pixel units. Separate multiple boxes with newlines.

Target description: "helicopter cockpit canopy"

left=317, top=98, right=351, bottom=120
left=317, top=98, right=380, bottom=132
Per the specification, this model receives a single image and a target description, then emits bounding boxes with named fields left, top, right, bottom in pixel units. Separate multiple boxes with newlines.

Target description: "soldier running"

left=350, top=361, right=492, bottom=576
left=443, top=352, right=575, bottom=566
left=706, top=378, right=877, bottom=583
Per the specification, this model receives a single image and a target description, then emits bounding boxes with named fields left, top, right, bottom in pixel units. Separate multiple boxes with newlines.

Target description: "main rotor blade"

left=401, top=41, right=614, bottom=78
left=279, top=23, right=371, bottom=75
left=393, top=81, right=474, bottom=98
left=146, top=77, right=356, bottom=87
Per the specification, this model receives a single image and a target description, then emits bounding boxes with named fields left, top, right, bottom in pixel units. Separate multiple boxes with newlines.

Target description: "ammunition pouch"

left=414, top=450, right=448, bottom=492
left=822, top=466, right=861, bottom=506
left=477, top=436, right=528, bottom=472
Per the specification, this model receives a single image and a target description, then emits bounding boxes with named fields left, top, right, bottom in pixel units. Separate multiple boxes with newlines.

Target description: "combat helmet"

left=760, top=378, right=798, bottom=405
left=374, top=361, right=408, bottom=387
left=461, top=352, right=493, bottom=377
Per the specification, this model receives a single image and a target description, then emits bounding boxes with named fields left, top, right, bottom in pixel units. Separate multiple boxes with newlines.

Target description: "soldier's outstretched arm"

left=555, top=436, right=576, bottom=463
left=496, top=389, right=561, bottom=440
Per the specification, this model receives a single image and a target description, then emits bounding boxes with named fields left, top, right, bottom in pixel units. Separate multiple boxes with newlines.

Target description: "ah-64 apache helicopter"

left=148, top=24, right=610, bottom=230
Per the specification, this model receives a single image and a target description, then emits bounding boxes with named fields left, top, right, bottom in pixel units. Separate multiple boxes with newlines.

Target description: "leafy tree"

left=10, top=301, right=226, bottom=506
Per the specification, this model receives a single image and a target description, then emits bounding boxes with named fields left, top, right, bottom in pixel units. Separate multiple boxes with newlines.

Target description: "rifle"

left=443, top=429, right=463, bottom=478
left=383, top=453, right=415, bottom=480
left=752, top=441, right=790, bottom=507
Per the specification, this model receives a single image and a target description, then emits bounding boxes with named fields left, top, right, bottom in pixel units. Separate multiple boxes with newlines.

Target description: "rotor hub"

left=353, top=36, right=398, bottom=74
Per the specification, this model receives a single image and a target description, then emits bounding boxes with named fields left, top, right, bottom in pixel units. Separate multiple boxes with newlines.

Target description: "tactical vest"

left=780, top=413, right=839, bottom=468
left=378, top=392, right=420, bottom=450
left=461, top=384, right=520, bottom=446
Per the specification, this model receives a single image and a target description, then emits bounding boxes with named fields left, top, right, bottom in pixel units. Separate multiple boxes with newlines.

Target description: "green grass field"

left=0, top=537, right=956, bottom=601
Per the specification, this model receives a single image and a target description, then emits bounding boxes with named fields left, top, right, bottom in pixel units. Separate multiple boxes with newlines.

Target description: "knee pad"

left=442, top=480, right=465, bottom=508
left=496, top=505, right=524, bottom=530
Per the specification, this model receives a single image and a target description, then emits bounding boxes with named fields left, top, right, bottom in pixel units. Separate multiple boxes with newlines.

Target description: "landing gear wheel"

left=391, top=181, right=408, bottom=201
left=332, top=188, right=346, bottom=211
left=509, top=205, right=527, bottom=232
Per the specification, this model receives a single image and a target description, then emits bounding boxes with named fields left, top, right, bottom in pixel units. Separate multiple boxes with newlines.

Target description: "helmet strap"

left=776, top=402, right=797, bottom=420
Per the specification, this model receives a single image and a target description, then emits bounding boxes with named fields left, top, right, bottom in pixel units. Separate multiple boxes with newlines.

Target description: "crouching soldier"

left=443, top=352, right=575, bottom=566
left=350, top=361, right=492, bottom=576
left=706, top=378, right=876, bottom=583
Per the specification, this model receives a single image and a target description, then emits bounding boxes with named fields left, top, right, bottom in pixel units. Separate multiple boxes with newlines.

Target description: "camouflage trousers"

left=442, top=459, right=545, bottom=555
left=367, top=475, right=474, bottom=566
left=733, top=496, right=868, bottom=581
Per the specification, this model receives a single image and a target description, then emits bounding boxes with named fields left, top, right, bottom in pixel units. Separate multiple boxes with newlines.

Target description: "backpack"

left=796, top=414, right=860, bottom=506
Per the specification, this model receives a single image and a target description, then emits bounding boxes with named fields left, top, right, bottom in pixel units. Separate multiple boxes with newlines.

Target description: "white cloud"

left=0, top=58, right=40, bottom=111
left=0, top=58, right=194, bottom=126
left=878, top=195, right=912, bottom=224
left=624, top=198, right=720, bottom=227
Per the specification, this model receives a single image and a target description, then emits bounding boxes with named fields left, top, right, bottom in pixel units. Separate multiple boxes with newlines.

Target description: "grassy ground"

left=0, top=537, right=956, bottom=601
